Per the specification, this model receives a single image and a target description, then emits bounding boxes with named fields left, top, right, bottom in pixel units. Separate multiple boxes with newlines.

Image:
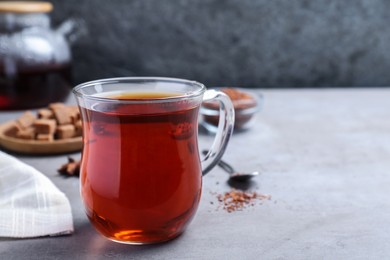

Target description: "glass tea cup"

left=73, top=77, right=234, bottom=244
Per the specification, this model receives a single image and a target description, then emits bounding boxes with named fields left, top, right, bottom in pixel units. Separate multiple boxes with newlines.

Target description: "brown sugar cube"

left=33, top=119, right=57, bottom=134
left=56, top=124, right=76, bottom=139
left=74, top=120, right=82, bottom=136
left=16, top=111, right=35, bottom=129
left=68, top=106, right=80, bottom=124
left=4, top=122, right=21, bottom=138
left=16, top=127, right=35, bottom=140
left=37, top=109, right=54, bottom=119
left=48, top=102, right=65, bottom=110
left=52, top=106, right=72, bottom=125
left=36, top=133, right=54, bottom=142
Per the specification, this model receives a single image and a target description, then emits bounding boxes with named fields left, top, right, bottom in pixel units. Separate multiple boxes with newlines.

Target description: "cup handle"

left=201, top=89, right=235, bottom=176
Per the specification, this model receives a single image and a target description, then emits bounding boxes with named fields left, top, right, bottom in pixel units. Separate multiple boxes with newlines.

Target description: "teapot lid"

left=0, top=1, right=53, bottom=13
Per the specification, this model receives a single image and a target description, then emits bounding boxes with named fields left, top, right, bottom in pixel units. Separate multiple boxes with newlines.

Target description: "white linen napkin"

left=0, top=151, right=73, bottom=238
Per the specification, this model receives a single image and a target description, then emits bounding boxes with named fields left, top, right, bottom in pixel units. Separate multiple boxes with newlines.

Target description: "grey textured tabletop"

left=1, top=88, right=390, bottom=259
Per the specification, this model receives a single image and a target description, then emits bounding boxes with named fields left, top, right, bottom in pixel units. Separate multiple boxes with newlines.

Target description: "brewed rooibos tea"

left=79, top=92, right=202, bottom=244
left=74, top=77, right=234, bottom=244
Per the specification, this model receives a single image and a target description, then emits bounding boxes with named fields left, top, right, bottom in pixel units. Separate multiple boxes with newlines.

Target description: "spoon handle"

left=202, top=150, right=235, bottom=175
left=216, top=159, right=235, bottom=175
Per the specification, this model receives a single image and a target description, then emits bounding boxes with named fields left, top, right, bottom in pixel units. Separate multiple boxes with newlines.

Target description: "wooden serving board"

left=0, top=120, right=82, bottom=155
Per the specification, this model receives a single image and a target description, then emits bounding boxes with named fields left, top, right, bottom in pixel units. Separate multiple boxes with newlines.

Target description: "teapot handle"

left=201, top=90, right=235, bottom=176
left=56, top=18, right=87, bottom=45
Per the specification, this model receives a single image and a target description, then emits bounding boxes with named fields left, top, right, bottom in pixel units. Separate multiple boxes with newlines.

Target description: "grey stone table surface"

left=1, top=88, right=390, bottom=259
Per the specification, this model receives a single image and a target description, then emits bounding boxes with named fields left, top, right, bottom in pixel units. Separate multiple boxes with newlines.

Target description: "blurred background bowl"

left=200, top=88, right=263, bottom=133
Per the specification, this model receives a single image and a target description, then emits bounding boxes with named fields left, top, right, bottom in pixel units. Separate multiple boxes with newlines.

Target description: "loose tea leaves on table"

left=212, top=189, right=271, bottom=213
left=58, top=157, right=81, bottom=176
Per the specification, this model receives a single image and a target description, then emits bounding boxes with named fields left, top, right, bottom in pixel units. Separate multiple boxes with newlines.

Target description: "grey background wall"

left=49, top=0, right=390, bottom=88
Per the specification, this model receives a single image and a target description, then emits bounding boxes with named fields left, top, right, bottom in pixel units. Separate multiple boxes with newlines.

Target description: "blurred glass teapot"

left=0, top=1, right=85, bottom=110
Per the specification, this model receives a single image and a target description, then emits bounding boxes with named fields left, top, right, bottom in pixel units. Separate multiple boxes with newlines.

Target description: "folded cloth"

left=0, top=151, right=73, bottom=238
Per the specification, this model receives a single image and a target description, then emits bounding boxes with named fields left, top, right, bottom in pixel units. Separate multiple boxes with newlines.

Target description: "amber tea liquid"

left=79, top=91, right=202, bottom=244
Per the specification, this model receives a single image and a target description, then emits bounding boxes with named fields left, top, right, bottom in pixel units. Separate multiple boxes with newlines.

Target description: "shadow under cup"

left=73, top=78, right=208, bottom=244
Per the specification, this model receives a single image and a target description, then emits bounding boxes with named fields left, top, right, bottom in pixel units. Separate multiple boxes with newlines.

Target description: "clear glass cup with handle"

left=73, top=77, right=234, bottom=244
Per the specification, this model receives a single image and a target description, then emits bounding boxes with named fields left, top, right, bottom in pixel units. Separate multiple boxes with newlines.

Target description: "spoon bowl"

left=217, top=159, right=259, bottom=182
